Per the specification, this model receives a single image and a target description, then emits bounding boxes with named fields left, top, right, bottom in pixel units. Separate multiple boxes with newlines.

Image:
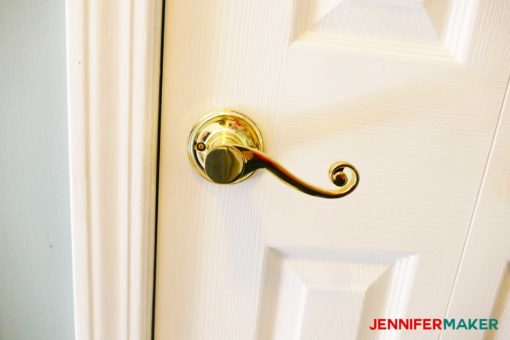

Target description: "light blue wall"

left=0, top=0, right=75, bottom=339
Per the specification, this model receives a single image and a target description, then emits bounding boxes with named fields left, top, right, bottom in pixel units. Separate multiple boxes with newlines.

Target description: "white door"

left=155, top=0, right=510, bottom=339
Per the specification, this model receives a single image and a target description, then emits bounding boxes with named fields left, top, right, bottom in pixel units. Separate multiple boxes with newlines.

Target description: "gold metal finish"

left=188, top=109, right=359, bottom=199
left=188, top=109, right=264, bottom=183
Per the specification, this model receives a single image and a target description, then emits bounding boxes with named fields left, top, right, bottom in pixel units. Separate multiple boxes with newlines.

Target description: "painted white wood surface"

left=156, top=0, right=510, bottom=339
left=65, top=0, right=162, bottom=339
left=441, top=82, right=510, bottom=340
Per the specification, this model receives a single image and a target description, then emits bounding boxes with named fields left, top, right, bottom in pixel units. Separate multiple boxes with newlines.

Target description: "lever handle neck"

left=205, top=145, right=359, bottom=199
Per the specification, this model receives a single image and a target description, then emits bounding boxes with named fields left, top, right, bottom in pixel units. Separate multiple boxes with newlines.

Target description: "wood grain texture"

left=256, top=248, right=417, bottom=340
left=292, top=0, right=480, bottom=64
left=65, top=0, right=162, bottom=339
left=441, top=79, right=510, bottom=340
left=156, top=0, right=510, bottom=339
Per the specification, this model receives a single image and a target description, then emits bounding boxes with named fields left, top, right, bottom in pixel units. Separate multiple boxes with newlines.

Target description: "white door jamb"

left=65, top=0, right=163, bottom=338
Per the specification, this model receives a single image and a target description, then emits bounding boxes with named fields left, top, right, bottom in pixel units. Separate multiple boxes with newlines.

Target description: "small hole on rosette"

left=196, top=142, right=206, bottom=151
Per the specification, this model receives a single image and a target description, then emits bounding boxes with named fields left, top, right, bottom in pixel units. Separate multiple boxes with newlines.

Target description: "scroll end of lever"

left=329, top=161, right=359, bottom=189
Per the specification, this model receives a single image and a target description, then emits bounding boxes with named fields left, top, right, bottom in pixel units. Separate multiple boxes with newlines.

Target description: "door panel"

left=441, top=83, right=510, bottom=340
left=155, top=0, right=510, bottom=339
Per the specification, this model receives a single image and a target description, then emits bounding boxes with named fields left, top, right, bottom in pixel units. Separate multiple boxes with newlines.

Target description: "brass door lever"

left=188, top=110, right=359, bottom=199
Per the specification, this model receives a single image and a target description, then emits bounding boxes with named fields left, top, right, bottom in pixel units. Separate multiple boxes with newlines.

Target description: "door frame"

left=65, top=0, right=163, bottom=339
